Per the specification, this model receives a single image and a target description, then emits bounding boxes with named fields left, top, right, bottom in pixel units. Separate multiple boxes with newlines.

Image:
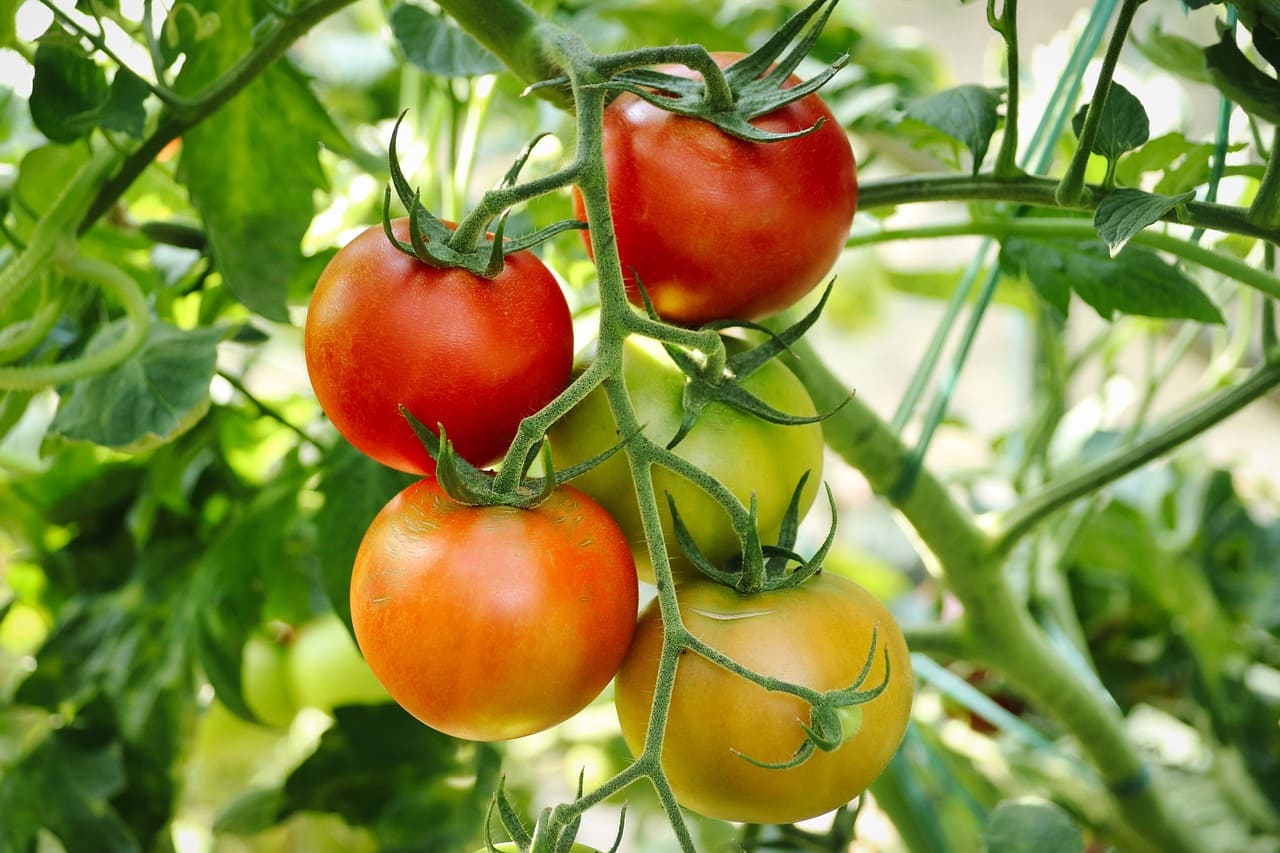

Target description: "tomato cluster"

left=302, top=48, right=910, bottom=830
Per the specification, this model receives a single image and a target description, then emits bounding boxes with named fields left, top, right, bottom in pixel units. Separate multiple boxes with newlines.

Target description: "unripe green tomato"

left=286, top=613, right=390, bottom=712
left=241, top=633, right=298, bottom=727
left=548, top=335, right=824, bottom=583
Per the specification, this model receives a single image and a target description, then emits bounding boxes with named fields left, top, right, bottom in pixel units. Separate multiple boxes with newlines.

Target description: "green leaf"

left=1204, top=24, right=1280, bottom=125
left=29, top=30, right=110, bottom=143
left=1070, top=82, right=1149, bottom=161
left=98, top=68, right=150, bottom=138
left=1134, top=24, right=1211, bottom=84
left=175, top=0, right=337, bottom=321
left=0, top=0, right=17, bottom=48
left=0, top=734, right=139, bottom=853
left=46, top=322, right=222, bottom=452
left=903, top=85, right=1003, bottom=174
left=1093, top=188, right=1195, bottom=255
left=314, top=443, right=414, bottom=630
left=983, top=798, right=1083, bottom=853
left=390, top=3, right=502, bottom=77
left=1000, top=238, right=1224, bottom=324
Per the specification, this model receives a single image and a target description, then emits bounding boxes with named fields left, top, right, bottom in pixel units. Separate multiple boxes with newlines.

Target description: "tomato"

left=548, top=335, right=824, bottom=583
left=614, top=575, right=913, bottom=824
left=241, top=633, right=297, bottom=727
left=471, top=845, right=599, bottom=853
left=285, top=613, right=390, bottom=712
left=305, top=218, right=574, bottom=475
left=350, top=478, right=638, bottom=741
left=574, top=52, right=857, bottom=326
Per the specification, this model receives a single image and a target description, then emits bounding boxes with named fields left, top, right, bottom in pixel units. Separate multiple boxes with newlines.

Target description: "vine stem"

left=855, top=173, right=1280, bottom=243
left=988, top=0, right=1020, bottom=176
left=1055, top=0, right=1142, bottom=207
left=992, top=358, right=1280, bottom=553
left=0, top=253, right=151, bottom=390
left=845, top=217, right=1280, bottom=301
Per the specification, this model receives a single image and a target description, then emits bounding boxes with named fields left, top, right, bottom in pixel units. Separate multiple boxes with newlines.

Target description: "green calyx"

left=733, top=627, right=891, bottom=771
left=586, top=0, right=846, bottom=142
left=399, top=406, right=633, bottom=509
left=382, top=114, right=585, bottom=276
left=479, top=774, right=624, bottom=853
left=648, top=281, right=849, bottom=451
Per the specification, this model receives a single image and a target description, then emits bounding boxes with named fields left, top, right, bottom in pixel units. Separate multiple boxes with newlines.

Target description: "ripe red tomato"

left=350, top=478, right=639, bottom=741
left=574, top=52, right=857, bottom=326
left=614, top=575, right=913, bottom=824
left=304, top=218, right=574, bottom=475
left=548, top=335, right=824, bottom=583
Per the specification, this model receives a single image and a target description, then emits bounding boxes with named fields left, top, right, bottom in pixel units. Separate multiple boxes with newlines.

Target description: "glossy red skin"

left=350, top=478, right=639, bottom=741
left=574, top=52, right=858, bottom=326
left=304, top=218, right=573, bottom=475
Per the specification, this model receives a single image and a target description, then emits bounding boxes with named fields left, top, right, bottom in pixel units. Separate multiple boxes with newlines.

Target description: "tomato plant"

left=573, top=51, right=857, bottom=326
left=304, top=218, right=574, bottom=475
left=614, top=574, right=913, bottom=825
left=548, top=335, right=824, bottom=581
left=349, top=477, right=639, bottom=741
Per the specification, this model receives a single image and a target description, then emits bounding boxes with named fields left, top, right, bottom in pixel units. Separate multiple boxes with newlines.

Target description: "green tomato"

left=286, top=613, right=390, bottom=712
left=548, top=335, right=824, bottom=582
left=241, top=633, right=298, bottom=728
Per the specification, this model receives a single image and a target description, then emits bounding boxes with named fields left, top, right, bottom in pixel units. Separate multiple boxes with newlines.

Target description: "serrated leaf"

left=1070, top=82, right=1149, bottom=161
left=984, top=798, right=1083, bottom=853
left=0, top=734, right=138, bottom=853
left=904, top=84, right=1002, bottom=174
left=1134, top=24, right=1211, bottom=84
left=314, top=443, right=414, bottom=629
left=1094, top=188, right=1194, bottom=254
left=389, top=4, right=502, bottom=77
left=29, top=30, right=109, bottom=143
left=1204, top=25, right=1280, bottom=124
left=175, top=0, right=337, bottom=321
left=47, top=322, right=221, bottom=451
left=1001, top=238, right=1223, bottom=324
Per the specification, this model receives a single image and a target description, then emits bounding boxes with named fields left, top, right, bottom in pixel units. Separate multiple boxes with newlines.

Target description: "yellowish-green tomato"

left=241, top=633, right=298, bottom=727
left=548, top=335, right=824, bottom=583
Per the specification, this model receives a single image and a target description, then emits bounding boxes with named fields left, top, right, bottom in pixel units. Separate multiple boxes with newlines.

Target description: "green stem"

left=1, top=145, right=121, bottom=312
left=0, top=254, right=150, bottom=390
left=989, top=0, right=1020, bottom=176
left=80, top=0, right=360, bottom=230
left=856, top=173, right=1280, bottom=243
left=1056, top=0, right=1139, bottom=207
left=1249, top=126, right=1280, bottom=228
left=0, top=284, right=66, bottom=363
left=846, top=218, right=1280, bottom=301
left=993, top=359, right=1280, bottom=553
left=433, top=0, right=568, bottom=103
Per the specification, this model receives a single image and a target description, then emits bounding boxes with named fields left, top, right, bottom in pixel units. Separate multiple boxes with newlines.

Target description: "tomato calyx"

left=585, top=0, right=846, bottom=143
left=479, top=775, right=622, bottom=853
left=399, top=405, right=633, bottom=509
left=383, top=114, right=585, bottom=277
left=731, top=625, right=893, bottom=772
left=670, top=468, right=839, bottom=594
left=639, top=280, right=848, bottom=450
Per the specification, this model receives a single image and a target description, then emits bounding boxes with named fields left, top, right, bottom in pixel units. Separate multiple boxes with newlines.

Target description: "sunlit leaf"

left=1070, top=82, right=1149, bottom=161
left=904, top=84, right=1003, bottom=174
left=46, top=322, right=222, bottom=452
left=1093, top=188, right=1194, bottom=255
left=29, top=30, right=109, bottom=143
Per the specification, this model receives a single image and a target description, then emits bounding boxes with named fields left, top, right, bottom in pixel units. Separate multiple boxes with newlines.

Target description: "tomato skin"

left=350, top=478, right=638, bottom=741
left=548, top=336, right=824, bottom=583
left=614, top=575, right=913, bottom=824
left=305, top=218, right=573, bottom=475
left=574, top=52, right=857, bottom=326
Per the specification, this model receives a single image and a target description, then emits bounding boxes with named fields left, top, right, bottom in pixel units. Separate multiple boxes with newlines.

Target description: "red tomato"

left=304, top=218, right=573, bottom=475
left=574, top=52, right=858, bottom=325
left=350, top=478, right=639, bottom=741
